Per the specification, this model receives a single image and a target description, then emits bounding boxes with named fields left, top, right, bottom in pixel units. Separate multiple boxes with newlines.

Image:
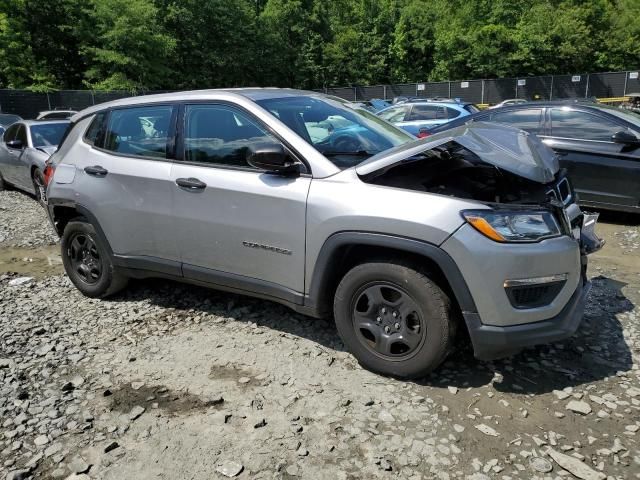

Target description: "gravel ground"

left=1, top=190, right=639, bottom=480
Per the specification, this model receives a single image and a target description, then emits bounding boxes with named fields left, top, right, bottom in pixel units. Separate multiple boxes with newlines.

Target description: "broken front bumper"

left=455, top=212, right=603, bottom=361
left=465, top=274, right=591, bottom=360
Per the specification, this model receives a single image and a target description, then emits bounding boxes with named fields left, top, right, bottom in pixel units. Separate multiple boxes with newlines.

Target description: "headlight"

left=462, top=210, right=561, bottom=243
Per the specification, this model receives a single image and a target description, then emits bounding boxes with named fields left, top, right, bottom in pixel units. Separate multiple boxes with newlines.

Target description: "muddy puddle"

left=107, top=384, right=224, bottom=416
left=0, top=244, right=63, bottom=278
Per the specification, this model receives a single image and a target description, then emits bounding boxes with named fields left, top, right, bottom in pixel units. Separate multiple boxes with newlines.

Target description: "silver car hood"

left=356, top=122, right=559, bottom=184
left=35, top=146, right=58, bottom=157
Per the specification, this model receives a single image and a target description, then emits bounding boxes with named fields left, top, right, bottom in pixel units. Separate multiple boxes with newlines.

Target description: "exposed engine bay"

left=361, top=141, right=555, bottom=205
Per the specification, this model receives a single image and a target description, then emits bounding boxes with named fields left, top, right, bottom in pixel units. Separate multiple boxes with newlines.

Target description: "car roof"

left=70, top=88, right=323, bottom=122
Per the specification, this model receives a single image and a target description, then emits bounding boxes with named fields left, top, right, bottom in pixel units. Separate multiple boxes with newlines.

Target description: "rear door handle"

left=84, top=165, right=108, bottom=177
left=175, top=177, right=207, bottom=190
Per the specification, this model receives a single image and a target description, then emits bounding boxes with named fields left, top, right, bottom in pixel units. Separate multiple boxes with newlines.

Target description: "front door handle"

left=84, top=165, right=108, bottom=177
left=175, top=177, right=207, bottom=190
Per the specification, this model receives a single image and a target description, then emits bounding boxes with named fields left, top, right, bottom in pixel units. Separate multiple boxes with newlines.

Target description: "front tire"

left=32, top=168, right=46, bottom=206
left=61, top=220, right=128, bottom=298
left=334, top=260, right=453, bottom=379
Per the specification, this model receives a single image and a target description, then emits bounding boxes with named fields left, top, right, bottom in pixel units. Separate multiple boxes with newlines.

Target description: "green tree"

left=82, top=0, right=175, bottom=91
left=159, top=0, right=257, bottom=89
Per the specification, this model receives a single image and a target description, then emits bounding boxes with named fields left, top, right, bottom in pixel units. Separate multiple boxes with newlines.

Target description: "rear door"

left=541, top=107, right=640, bottom=209
left=170, top=102, right=310, bottom=296
left=72, top=105, right=180, bottom=269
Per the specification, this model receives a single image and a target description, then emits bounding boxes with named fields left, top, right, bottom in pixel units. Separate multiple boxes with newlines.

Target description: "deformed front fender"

left=304, top=231, right=478, bottom=318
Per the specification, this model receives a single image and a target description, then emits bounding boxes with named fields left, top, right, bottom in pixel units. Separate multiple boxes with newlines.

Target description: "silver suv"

left=45, top=89, right=602, bottom=378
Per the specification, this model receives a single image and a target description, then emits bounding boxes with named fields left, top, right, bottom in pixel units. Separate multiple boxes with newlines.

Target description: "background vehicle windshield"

left=596, top=104, right=640, bottom=124
left=256, top=96, right=414, bottom=169
left=29, top=123, right=69, bottom=148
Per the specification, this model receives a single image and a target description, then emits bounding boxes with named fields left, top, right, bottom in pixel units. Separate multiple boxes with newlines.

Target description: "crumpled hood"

left=356, top=122, right=559, bottom=184
left=35, top=146, right=58, bottom=157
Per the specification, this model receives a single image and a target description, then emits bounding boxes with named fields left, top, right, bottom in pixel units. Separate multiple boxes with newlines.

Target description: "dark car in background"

left=428, top=101, right=640, bottom=213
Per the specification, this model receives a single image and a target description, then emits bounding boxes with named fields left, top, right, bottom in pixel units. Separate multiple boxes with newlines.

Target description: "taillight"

left=417, top=128, right=431, bottom=139
left=43, top=163, right=55, bottom=186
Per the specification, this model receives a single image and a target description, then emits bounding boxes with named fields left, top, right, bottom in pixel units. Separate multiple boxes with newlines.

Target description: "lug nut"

left=384, top=326, right=390, bottom=334
left=381, top=307, right=387, bottom=314
left=376, top=317, right=382, bottom=323
left=392, top=311, right=398, bottom=318
left=394, top=323, right=400, bottom=330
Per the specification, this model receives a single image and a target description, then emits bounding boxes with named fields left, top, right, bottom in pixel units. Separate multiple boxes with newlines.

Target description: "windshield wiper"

left=321, top=150, right=377, bottom=157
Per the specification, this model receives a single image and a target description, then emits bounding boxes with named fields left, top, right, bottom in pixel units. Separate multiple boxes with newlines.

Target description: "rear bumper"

left=465, top=275, right=591, bottom=360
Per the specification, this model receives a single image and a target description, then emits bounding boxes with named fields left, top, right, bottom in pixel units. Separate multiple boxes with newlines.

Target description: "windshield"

left=255, top=95, right=414, bottom=169
left=29, top=123, right=69, bottom=148
left=595, top=104, right=640, bottom=125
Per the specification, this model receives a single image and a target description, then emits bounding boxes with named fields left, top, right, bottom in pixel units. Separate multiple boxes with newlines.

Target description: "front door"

left=542, top=108, right=640, bottom=209
left=170, top=103, right=310, bottom=297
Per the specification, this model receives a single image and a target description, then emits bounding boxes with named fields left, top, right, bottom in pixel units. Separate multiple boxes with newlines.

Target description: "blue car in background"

left=376, top=98, right=479, bottom=137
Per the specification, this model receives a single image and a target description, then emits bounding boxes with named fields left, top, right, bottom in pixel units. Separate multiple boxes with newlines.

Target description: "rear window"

left=464, top=104, right=480, bottom=114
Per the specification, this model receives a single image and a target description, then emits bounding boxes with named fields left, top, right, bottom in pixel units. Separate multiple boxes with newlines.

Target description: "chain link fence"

left=1, top=71, right=639, bottom=118
left=321, top=70, right=640, bottom=104
left=0, top=90, right=171, bottom=119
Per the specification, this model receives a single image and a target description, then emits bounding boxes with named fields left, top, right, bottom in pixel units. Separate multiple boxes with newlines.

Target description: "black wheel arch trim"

left=306, top=231, right=478, bottom=317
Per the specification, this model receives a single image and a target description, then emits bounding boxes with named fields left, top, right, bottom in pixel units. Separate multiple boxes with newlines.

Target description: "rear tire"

left=334, top=260, right=453, bottom=379
left=61, top=220, right=128, bottom=298
left=32, top=168, right=46, bottom=206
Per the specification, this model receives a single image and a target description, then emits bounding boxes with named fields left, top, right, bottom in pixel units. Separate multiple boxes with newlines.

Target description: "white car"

left=489, top=99, right=528, bottom=109
left=36, top=110, right=78, bottom=120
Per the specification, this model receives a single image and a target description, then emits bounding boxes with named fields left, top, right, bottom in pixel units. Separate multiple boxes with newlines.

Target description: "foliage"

left=0, top=0, right=637, bottom=91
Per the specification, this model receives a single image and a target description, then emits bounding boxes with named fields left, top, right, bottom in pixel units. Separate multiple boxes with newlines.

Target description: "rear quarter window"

left=84, top=112, right=108, bottom=147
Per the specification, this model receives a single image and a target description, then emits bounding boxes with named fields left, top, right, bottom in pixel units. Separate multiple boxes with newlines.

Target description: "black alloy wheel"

left=351, top=282, right=426, bottom=359
left=67, top=233, right=103, bottom=285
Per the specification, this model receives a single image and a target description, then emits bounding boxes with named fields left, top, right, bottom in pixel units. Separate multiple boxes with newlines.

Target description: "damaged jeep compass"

left=45, top=89, right=603, bottom=378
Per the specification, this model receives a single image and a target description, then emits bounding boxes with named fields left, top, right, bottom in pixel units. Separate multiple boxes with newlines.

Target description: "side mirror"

left=6, top=139, right=23, bottom=149
left=247, top=143, right=299, bottom=174
left=611, top=131, right=640, bottom=146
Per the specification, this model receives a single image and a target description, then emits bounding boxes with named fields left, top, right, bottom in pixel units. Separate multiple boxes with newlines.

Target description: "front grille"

left=505, top=281, right=565, bottom=309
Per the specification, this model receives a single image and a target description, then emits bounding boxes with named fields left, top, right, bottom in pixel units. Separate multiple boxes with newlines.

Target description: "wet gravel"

left=0, top=191, right=639, bottom=480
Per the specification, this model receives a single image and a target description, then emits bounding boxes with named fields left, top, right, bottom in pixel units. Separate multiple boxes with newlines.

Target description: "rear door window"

left=104, top=105, right=174, bottom=158
left=491, top=109, right=543, bottom=134
left=550, top=108, right=623, bottom=142
left=408, top=105, right=446, bottom=121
